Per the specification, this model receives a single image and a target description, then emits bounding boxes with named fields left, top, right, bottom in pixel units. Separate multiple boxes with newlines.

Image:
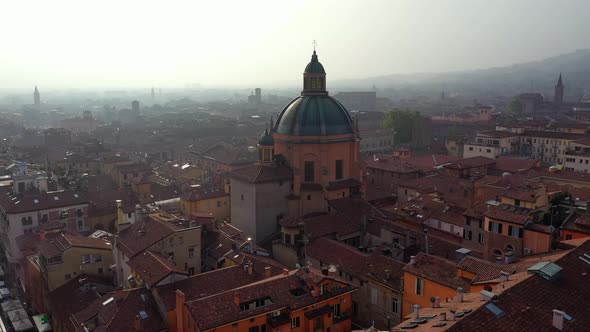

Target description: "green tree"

left=508, top=97, right=523, bottom=114
left=382, top=108, right=419, bottom=144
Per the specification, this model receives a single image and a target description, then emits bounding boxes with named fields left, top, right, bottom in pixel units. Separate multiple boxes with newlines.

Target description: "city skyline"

left=1, top=0, right=590, bottom=89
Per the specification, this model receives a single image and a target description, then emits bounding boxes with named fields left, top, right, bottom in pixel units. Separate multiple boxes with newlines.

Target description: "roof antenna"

left=312, top=40, right=317, bottom=52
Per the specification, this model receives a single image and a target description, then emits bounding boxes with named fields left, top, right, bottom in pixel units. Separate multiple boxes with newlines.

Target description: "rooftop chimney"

left=413, top=304, right=420, bottom=320
left=247, top=263, right=253, bottom=275
left=233, top=293, right=241, bottom=306
left=264, top=266, right=271, bottom=278
left=384, top=269, right=391, bottom=280
left=409, top=256, right=416, bottom=265
left=175, top=290, right=186, bottom=332
left=328, top=265, right=337, bottom=276
left=282, top=268, right=289, bottom=276
left=134, top=315, right=143, bottom=332
left=553, top=309, right=564, bottom=331
left=456, top=287, right=464, bottom=303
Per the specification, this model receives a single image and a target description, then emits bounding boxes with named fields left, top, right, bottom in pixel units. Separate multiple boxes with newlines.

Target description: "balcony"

left=333, top=312, right=351, bottom=324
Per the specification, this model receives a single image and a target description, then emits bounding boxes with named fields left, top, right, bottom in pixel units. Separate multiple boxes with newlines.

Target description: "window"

left=320, top=283, right=328, bottom=295
left=352, top=301, right=359, bottom=317
left=466, top=218, right=471, bottom=226
left=93, top=255, right=102, bottom=263
left=514, top=199, right=521, bottom=207
left=392, top=297, right=399, bottom=313
left=260, top=325, right=267, bottom=332
left=489, top=221, right=503, bottom=234
left=188, top=248, right=194, bottom=257
left=81, top=255, right=90, bottom=264
left=291, top=316, right=300, bottom=328
left=508, top=225, right=523, bottom=238
left=65, top=273, right=71, bottom=280
left=335, top=160, right=343, bottom=180
left=479, top=220, right=484, bottom=229
left=241, top=194, right=244, bottom=201
left=566, top=234, right=573, bottom=240
left=168, top=252, right=174, bottom=260
left=304, top=161, right=314, bottom=182
left=370, top=288, right=378, bottom=304
left=478, top=233, right=485, bottom=244
left=465, top=230, right=473, bottom=240
left=249, top=327, right=259, bottom=332
left=77, top=219, right=84, bottom=230
left=333, top=303, right=341, bottom=317
left=21, top=216, right=33, bottom=226
left=415, top=277, right=424, bottom=295
left=307, top=195, right=311, bottom=201
left=284, top=233, right=292, bottom=245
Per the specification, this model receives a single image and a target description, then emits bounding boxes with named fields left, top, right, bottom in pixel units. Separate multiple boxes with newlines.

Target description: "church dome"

left=258, top=130, right=274, bottom=146
left=274, top=95, right=354, bottom=136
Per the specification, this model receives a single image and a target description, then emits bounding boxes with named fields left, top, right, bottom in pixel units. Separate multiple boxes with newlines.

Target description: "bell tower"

left=554, top=73, right=564, bottom=104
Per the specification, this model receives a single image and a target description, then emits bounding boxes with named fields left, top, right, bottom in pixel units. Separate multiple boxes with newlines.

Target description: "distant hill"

left=332, top=49, right=590, bottom=100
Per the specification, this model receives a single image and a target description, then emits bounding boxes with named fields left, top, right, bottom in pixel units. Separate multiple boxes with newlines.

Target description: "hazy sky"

left=1, top=0, right=589, bottom=89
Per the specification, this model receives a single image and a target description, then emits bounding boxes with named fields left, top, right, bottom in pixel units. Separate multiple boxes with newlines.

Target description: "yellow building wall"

left=46, top=247, right=113, bottom=291
left=402, top=271, right=460, bottom=317
left=180, top=196, right=230, bottom=221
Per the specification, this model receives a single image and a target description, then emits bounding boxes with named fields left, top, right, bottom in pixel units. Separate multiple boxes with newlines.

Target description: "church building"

left=229, top=49, right=364, bottom=243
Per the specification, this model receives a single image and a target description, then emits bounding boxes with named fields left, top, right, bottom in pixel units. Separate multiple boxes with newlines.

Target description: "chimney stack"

left=176, top=290, right=186, bottom=332
left=134, top=315, right=143, bottom=332
left=456, top=287, right=464, bottom=303
left=409, top=256, right=416, bottom=265
left=384, top=269, right=391, bottom=280
left=282, top=268, right=289, bottom=276
left=552, top=309, right=565, bottom=331
left=233, top=293, right=241, bottom=306
left=247, top=262, right=253, bottom=275
left=264, top=266, right=271, bottom=278
left=413, top=304, right=420, bottom=320
left=328, top=265, right=337, bottom=276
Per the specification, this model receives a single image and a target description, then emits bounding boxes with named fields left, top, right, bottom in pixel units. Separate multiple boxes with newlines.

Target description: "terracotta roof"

left=444, top=156, right=496, bottom=170
left=116, top=216, right=177, bottom=258
left=49, top=275, right=104, bottom=322
left=201, top=143, right=257, bottom=166
left=522, top=130, right=588, bottom=140
left=185, top=271, right=355, bottom=331
left=153, top=265, right=263, bottom=312
left=279, top=213, right=360, bottom=239
left=127, top=251, right=187, bottom=287
left=491, top=157, right=539, bottom=173
left=561, top=212, right=590, bottom=235
left=307, top=237, right=405, bottom=290
left=403, top=253, right=471, bottom=290
left=477, top=130, right=520, bottom=138
left=524, top=222, right=552, bottom=234
left=484, top=203, right=531, bottom=225
left=572, top=137, right=590, bottom=147
left=39, top=233, right=112, bottom=258
left=447, top=239, right=590, bottom=332
left=181, top=186, right=227, bottom=201
left=229, top=164, right=292, bottom=183
left=68, top=288, right=166, bottom=332
left=0, top=189, right=88, bottom=214
left=457, top=256, right=515, bottom=283
left=325, top=178, right=361, bottom=191
left=113, top=162, right=151, bottom=173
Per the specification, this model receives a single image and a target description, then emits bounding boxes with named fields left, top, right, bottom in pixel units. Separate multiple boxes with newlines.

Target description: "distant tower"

left=554, top=73, right=564, bottom=103
left=151, top=87, right=155, bottom=100
left=131, top=100, right=140, bottom=115
left=33, top=86, right=40, bottom=107
left=255, top=88, right=262, bottom=103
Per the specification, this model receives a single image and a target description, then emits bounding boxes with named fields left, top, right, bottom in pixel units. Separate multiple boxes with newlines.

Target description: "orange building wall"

left=402, top=271, right=462, bottom=317
left=523, top=230, right=551, bottom=254
left=561, top=230, right=590, bottom=240
left=181, top=291, right=353, bottom=332
left=273, top=134, right=361, bottom=196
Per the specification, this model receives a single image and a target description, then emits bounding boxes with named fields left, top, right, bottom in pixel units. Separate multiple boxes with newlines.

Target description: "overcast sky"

left=1, top=0, right=588, bottom=89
